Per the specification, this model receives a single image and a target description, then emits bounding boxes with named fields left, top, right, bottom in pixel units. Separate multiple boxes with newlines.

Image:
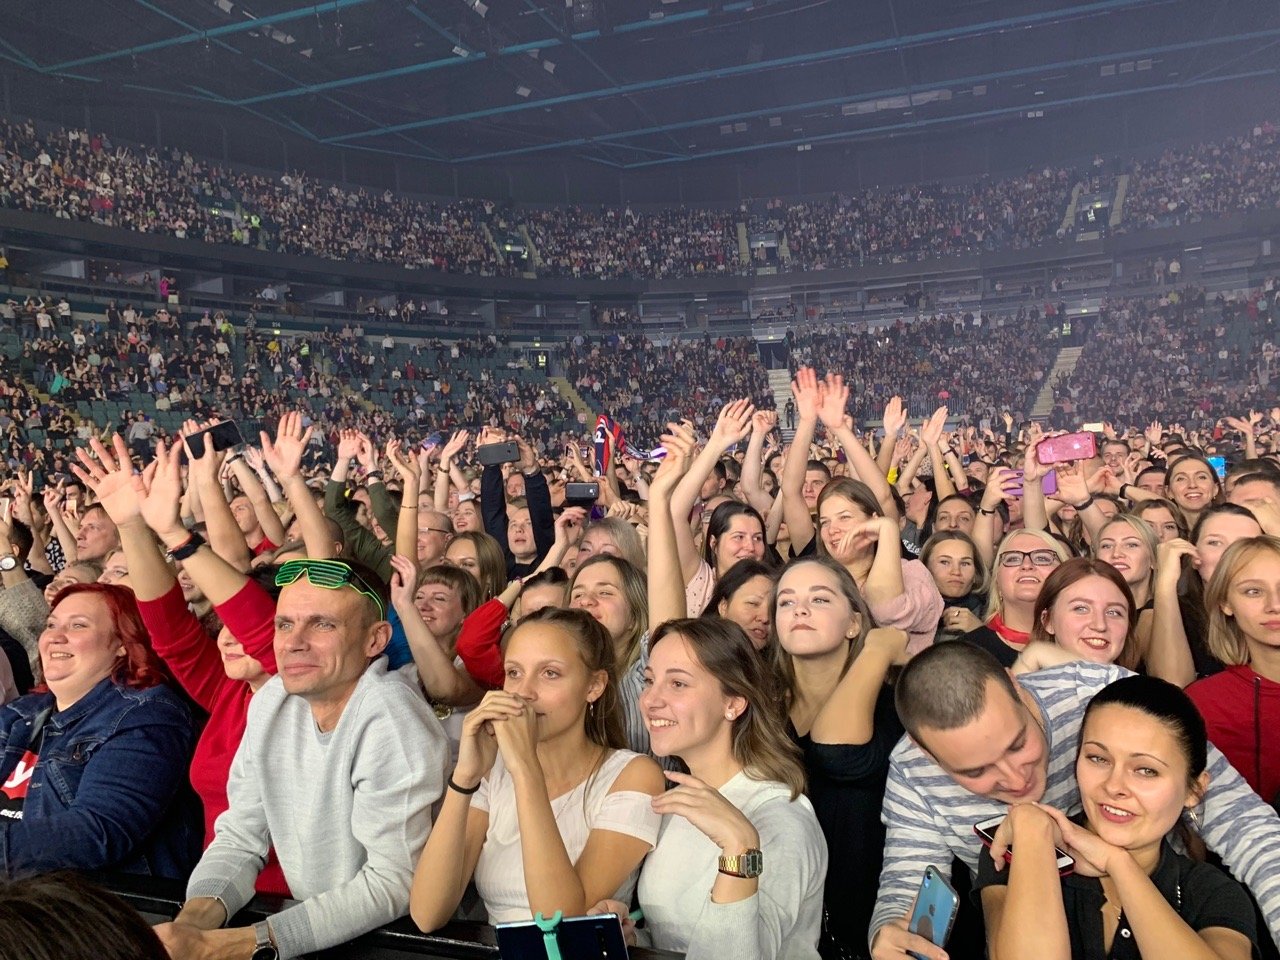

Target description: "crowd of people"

left=5, top=115, right=1280, bottom=281
left=1051, top=284, right=1277, bottom=426
left=787, top=307, right=1060, bottom=423
left=0, top=342, right=1278, bottom=960
left=1119, top=120, right=1280, bottom=231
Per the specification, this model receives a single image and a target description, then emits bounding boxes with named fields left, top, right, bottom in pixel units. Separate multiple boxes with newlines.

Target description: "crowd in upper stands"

left=5, top=115, right=1280, bottom=281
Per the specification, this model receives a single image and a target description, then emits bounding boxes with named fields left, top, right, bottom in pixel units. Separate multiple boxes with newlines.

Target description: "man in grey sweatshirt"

left=154, top=560, right=447, bottom=960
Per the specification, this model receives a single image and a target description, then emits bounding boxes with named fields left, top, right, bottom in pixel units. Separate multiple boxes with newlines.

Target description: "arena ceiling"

left=3, top=0, right=1279, bottom=170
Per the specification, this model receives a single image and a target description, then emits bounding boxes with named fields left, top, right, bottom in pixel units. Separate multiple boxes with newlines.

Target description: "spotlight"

left=515, top=85, right=531, bottom=97
left=542, top=59, right=555, bottom=73
left=452, top=44, right=469, bottom=56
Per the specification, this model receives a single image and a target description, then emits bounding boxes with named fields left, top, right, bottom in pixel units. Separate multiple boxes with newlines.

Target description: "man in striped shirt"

left=870, top=644, right=1280, bottom=959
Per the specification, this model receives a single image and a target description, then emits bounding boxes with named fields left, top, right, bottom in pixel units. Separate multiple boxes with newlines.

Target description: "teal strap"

left=533, top=911, right=564, bottom=960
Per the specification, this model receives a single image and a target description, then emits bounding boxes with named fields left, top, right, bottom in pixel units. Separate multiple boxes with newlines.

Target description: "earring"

left=1188, top=805, right=1202, bottom=831
left=724, top=711, right=735, bottom=721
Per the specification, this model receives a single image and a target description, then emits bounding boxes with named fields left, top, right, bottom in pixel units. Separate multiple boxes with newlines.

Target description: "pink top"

left=869, top=559, right=944, bottom=654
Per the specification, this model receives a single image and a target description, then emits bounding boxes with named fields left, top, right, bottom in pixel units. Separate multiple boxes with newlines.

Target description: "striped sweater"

left=870, top=661, right=1280, bottom=949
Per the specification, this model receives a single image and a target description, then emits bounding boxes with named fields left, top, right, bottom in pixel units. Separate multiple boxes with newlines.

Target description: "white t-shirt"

left=637, top=771, right=827, bottom=960
left=472, top=748, right=660, bottom=924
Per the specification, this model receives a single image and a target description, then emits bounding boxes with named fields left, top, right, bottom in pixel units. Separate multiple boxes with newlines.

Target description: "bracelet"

left=225, top=452, right=245, bottom=466
left=365, top=472, right=383, bottom=484
left=167, top=531, right=206, bottom=562
left=447, top=776, right=480, bottom=795
left=1072, top=496, right=1095, bottom=511
left=437, top=467, right=450, bottom=475
left=978, top=507, right=997, bottom=516
left=1118, top=483, right=1131, bottom=500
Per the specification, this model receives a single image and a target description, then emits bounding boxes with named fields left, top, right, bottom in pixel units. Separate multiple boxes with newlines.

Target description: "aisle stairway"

left=551, top=376, right=593, bottom=420
left=1031, top=345, right=1084, bottom=418
left=1059, top=183, right=1083, bottom=235
left=1110, top=174, right=1130, bottom=228
left=768, top=368, right=795, bottom=441
left=737, top=222, right=750, bottom=266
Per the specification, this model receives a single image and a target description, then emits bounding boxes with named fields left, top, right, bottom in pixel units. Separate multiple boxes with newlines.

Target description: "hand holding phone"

left=974, top=813, right=1074, bottom=875
left=907, top=866, right=959, bottom=960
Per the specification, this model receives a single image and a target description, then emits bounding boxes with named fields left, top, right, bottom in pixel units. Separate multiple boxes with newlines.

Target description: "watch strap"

left=717, top=848, right=764, bottom=878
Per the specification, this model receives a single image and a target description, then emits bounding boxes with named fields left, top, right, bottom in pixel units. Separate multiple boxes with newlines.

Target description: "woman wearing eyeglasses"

left=951, top=529, right=1072, bottom=667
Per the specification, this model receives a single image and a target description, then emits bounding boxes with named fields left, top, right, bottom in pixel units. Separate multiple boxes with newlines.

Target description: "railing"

left=94, top=873, right=684, bottom=960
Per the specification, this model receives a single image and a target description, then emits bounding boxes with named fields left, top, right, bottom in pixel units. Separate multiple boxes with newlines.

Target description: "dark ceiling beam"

left=319, top=0, right=1174, bottom=143
left=40, top=0, right=376, bottom=73
left=234, top=0, right=763, bottom=105
left=445, top=25, right=1280, bottom=162
left=621, top=65, right=1279, bottom=168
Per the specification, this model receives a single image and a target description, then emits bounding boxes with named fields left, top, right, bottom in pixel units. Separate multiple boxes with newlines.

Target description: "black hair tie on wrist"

left=447, top=776, right=480, bottom=795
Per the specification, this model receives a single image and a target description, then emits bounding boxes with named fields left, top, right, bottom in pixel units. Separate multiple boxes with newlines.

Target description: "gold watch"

left=718, top=848, right=764, bottom=878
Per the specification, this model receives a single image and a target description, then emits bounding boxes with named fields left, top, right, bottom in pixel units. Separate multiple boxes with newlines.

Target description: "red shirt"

left=136, top=582, right=290, bottom=896
left=1187, top=665, right=1280, bottom=807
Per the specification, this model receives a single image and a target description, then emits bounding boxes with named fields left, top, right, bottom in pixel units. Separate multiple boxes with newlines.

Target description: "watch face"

left=0, top=556, right=16, bottom=571
left=741, top=850, right=764, bottom=877
left=250, top=946, right=279, bottom=960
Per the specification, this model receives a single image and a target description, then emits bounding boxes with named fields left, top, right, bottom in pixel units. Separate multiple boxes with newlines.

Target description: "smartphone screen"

left=1207, top=455, right=1227, bottom=479
left=907, top=866, right=959, bottom=956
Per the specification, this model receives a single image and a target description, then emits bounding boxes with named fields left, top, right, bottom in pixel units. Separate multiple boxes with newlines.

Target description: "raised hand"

left=260, top=411, right=313, bottom=480
left=1156, top=537, right=1197, bottom=585
left=355, top=432, right=379, bottom=474
left=1145, top=420, right=1164, bottom=446
left=388, top=553, right=420, bottom=614
left=790, top=367, right=821, bottom=422
left=385, top=439, right=422, bottom=484
left=440, top=429, right=470, bottom=465
left=816, top=373, right=851, bottom=430
left=553, top=506, right=588, bottom=546
left=882, top=395, right=907, bottom=438
left=920, top=406, right=948, bottom=447
left=335, top=428, right=363, bottom=464
left=453, top=691, right=525, bottom=789
left=646, top=422, right=698, bottom=500
left=135, top=439, right=185, bottom=537
left=709, top=399, right=755, bottom=451
left=241, top=445, right=266, bottom=472
left=70, top=434, right=142, bottom=526
left=751, top=409, right=778, bottom=436
left=11, top=469, right=34, bottom=525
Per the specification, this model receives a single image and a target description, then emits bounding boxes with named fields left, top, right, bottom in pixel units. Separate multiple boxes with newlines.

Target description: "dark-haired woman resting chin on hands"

left=976, top=675, right=1256, bottom=960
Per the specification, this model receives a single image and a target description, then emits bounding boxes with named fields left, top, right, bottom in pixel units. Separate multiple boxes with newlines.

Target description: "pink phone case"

left=1035, top=432, right=1097, bottom=465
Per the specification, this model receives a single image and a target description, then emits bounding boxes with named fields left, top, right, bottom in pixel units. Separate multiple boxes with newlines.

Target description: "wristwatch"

left=251, top=920, right=278, bottom=960
left=0, top=556, right=17, bottom=572
left=718, top=848, right=764, bottom=879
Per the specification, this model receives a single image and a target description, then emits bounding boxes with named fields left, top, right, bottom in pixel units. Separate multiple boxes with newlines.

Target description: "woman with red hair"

left=0, top=583, right=199, bottom=879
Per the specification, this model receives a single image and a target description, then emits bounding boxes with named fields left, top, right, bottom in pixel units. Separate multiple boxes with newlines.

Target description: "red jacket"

left=1188, top=665, right=1280, bottom=810
left=137, top=582, right=290, bottom=896
left=454, top=598, right=510, bottom=690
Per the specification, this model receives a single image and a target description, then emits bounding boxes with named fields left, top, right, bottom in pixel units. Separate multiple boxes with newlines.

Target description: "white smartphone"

left=974, top=813, right=1074, bottom=875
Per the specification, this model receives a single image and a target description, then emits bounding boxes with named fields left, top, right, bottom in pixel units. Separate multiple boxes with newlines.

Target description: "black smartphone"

left=565, top=481, right=600, bottom=504
left=476, top=440, right=520, bottom=466
left=495, top=913, right=629, bottom=960
left=185, top=421, right=244, bottom=458
left=974, top=814, right=1074, bottom=874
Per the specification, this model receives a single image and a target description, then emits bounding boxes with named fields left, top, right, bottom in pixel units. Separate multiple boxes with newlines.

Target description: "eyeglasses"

left=275, top=558, right=386, bottom=620
left=421, top=527, right=451, bottom=536
left=997, top=549, right=1062, bottom=568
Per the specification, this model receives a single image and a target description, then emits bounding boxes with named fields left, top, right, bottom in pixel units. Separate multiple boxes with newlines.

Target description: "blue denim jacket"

left=0, top=677, right=201, bottom=879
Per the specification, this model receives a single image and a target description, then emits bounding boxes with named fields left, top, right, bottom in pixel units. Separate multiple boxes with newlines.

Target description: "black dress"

left=791, top=684, right=904, bottom=960
left=973, top=838, right=1258, bottom=959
